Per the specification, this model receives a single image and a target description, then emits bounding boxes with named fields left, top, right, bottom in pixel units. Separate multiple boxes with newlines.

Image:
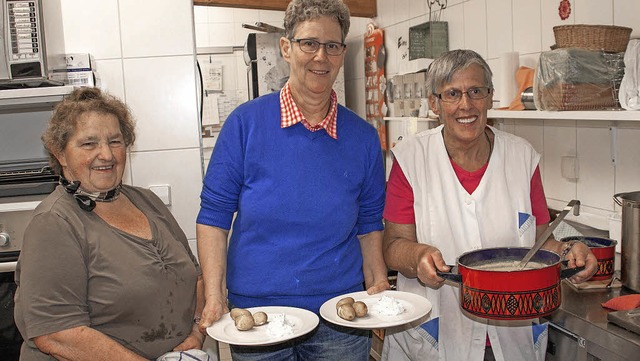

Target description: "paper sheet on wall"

left=202, top=61, right=223, bottom=92
left=202, top=93, right=220, bottom=126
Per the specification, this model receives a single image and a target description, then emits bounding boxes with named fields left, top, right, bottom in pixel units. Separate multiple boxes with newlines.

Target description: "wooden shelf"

left=194, top=0, right=377, bottom=18
left=488, top=109, right=640, bottom=121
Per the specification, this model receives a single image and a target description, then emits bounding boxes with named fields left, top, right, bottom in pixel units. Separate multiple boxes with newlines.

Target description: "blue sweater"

left=197, top=92, right=385, bottom=313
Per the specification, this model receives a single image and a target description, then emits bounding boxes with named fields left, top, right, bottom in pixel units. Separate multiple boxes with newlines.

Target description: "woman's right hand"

left=198, top=295, right=229, bottom=334
left=415, top=245, right=450, bottom=289
left=383, top=222, right=449, bottom=288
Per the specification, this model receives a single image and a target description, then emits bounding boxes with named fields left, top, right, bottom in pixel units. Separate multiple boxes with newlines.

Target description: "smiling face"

left=429, top=63, right=494, bottom=145
left=280, top=16, right=345, bottom=100
left=56, top=111, right=127, bottom=193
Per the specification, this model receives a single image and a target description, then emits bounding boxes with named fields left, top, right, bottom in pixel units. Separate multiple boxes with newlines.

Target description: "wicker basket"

left=553, top=25, right=632, bottom=53
left=536, top=82, right=617, bottom=111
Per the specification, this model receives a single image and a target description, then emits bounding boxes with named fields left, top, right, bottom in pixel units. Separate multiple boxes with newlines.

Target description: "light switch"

left=149, top=185, right=171, bottom=206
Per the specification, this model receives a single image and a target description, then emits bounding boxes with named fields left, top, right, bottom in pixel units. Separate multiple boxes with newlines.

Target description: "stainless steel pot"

left=614, top=192, right=640, bottom=292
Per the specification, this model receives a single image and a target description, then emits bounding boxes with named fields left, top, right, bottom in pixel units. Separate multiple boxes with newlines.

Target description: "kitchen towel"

left=498, top=52, right=520, bottom=108
left=508, top=66, right=535, bottom=110
left=601, top=294, right=640, bottom=311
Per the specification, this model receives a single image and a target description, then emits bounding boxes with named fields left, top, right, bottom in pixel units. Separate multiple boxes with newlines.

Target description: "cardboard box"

left=49, top=53, right=95, bottom=86
left=403, top=73, right=421, bottom=117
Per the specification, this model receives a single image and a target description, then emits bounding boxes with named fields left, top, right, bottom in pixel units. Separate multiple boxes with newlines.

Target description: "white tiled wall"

left=338, top=0, right=640, bottom=229
left=58, top=0, right=203, bottom=240
left=192, top=1, right=640, bottom=229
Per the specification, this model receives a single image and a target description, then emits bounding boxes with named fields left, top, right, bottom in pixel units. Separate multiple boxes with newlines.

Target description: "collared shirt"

left=280, top=82, right=339, bottom=139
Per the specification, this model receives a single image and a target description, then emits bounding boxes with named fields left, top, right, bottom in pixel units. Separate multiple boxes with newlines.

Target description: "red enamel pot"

left=560, top=236, right=617, bottom=281
left=437, top=247, right=583, bottom=320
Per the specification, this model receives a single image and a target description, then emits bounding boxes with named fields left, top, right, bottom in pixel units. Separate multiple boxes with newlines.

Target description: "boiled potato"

left=352, top=301, right=368, bottom=317
left=337, top=304, right=356, bottom=321
left=335, top=297, right=355, bottom=310
left=234, top=313, right=255, bottom=331
left=230, top=308, right=251, bottom=321
left=253, top=311, right=268, bottom=326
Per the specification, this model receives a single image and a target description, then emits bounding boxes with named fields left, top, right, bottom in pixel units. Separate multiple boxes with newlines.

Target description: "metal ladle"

left=518, top=199, right=581, bottom=270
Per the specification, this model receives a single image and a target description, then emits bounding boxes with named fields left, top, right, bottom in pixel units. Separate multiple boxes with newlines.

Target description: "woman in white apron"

left=381, top=49, right=598, bottom=361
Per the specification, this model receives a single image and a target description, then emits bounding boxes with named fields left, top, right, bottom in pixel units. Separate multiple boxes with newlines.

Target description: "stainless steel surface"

left=608, top=308, right=640, bottom=335
left=0, top=261, right=16, bottom=272
left=546, top=322, right=582, bottom=361
left=614, top=192, right=640, bottom=292
left=520, top=199, right=580, bottom=269
left=0, top=194, right=44, bottom=256
left=544, top=269, right=640, bottom=360
left=521, top=87, right=536, bottom=110
left=254, top=22, right=284, bottom=33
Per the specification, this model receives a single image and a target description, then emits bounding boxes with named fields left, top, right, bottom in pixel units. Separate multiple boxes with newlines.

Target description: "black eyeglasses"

left=435, top=87, right=493, bottom=103
left=290, top=38, right=346, bottom=56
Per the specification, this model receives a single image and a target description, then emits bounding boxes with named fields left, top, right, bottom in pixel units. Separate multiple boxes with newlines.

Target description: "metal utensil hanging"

left=428, top=0, right=447, bottom=22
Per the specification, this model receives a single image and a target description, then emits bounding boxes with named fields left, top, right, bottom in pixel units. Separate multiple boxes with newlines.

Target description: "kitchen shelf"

left=385, top=110, right=640, bottom=122
left=487, top=109, right=640, bottom=121
left=384, top=116, right=438, bottom=122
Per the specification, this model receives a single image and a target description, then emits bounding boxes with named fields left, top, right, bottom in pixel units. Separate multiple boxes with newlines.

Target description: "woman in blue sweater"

left=196, top=0, right=390, bottom=360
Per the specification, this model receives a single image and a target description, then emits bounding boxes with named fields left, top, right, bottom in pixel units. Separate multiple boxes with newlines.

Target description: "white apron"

left=383, top=125, right=548, bottom=361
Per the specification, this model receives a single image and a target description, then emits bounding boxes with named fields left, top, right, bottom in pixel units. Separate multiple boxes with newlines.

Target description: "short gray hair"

left=426, top=49, right=493, bottom=96
left=283, top=0, right=350, bottom=42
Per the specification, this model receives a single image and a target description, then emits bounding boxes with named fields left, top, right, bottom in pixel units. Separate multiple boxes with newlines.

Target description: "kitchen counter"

left=542, top=221, right=640, bottom=360
left=544, top=277, right=640, bottom=360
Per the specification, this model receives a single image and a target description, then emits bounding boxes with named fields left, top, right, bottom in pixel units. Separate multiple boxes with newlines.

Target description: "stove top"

left=608, top=308, right=640, bottom=335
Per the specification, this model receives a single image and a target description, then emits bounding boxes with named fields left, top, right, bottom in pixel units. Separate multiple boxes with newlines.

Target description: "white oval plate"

left=206, top=306, right=319, bottom=346
left=319, top=290, right=432, bottom=329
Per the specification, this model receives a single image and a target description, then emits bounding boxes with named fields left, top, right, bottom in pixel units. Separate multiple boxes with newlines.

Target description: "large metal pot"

left=614, top=191, right=640, bottom=292
left=438, top=247, right=583, bottom=320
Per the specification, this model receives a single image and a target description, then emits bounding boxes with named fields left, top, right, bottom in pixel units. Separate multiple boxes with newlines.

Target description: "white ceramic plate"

left=206, top=306, right=319, bottom=346
left=319, top=290, right=432, bottom=329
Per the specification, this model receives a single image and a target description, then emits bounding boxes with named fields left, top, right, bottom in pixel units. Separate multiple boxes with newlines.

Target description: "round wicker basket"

left=553, top=24, right=632, bottom=53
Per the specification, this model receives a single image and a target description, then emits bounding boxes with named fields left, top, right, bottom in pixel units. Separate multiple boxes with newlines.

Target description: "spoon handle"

left=519, top=199, right=580, bottom=269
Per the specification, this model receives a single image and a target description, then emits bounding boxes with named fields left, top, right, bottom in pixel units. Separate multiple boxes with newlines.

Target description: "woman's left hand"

left=366, top=279, right=391, bottom=295
left=564, top=241, right=598, bottom=284
left=173, top=324, right=205, bottom=351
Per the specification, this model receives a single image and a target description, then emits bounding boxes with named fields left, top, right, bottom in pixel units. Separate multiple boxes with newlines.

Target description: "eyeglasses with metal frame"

left=290, top=38, right=346, bottom=56
left=434, top=86, right=493, bottom=103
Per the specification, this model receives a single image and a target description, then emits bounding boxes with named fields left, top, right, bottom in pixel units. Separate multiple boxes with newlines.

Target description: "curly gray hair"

left=42, top=87, right=135, bottom=175
left=283, top=0, right=350, bottom=42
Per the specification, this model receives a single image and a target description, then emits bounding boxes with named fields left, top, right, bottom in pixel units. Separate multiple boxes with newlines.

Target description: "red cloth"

left=383, top=158, right=550, bottom=225
left=602, top=295, right=640, bottom=311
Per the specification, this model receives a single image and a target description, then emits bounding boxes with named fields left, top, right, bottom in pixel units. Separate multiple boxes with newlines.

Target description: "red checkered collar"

left=280, top=82, right=338, bottom=139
